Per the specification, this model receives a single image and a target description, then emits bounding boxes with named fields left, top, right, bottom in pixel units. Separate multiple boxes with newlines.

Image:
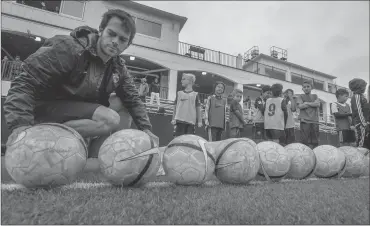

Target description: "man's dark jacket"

left=4, top=26, right=152, bottom=132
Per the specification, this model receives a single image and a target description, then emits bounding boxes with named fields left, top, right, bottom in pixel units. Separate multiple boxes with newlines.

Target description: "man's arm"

left=296, top=95, right=309, bottom=109
left=204, top=96, right=212, bottom=123
left=354, top=94, right=367, bottom=127
left=330, top=102, right=350, bottom=118
left=290, top=97, right=297, bottom=112
left=282, top=100, right=288, bottom=126
left=3, top=37, right=78, bottom=132
left=195, top=94, right=202, bottom=125
left=172, top=94, right=178, bottom=121
left=115, top=64, right=152, bottom=131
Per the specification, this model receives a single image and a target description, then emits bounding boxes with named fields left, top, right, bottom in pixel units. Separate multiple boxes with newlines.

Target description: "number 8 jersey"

left=264, top=97, right=285, bottom=130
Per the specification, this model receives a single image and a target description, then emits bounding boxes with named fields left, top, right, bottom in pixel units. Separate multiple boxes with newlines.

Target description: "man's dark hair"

left=271, top=83, right=283, bottom=97
left=213, top=81, right=226, bottom=94
left=99, top=9, right=136, bottom=44
left=335, top=88, right=349, bottom=98
left=261, top=85, right=271, bottom=94
left=285, top=89, right=294, bottom=94
left=302, top=80, right=312, bottom=87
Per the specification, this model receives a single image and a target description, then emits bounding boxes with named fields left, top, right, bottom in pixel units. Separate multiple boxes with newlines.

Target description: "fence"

left=243, top=60, right=288, bottom=81
left=178, top=41, right=237, bottom=68
left=1, top=60, right=23, bottom=81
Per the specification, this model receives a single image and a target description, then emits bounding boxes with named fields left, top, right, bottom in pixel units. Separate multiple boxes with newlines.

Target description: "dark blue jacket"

left=4, top=26, right=152, bottom=132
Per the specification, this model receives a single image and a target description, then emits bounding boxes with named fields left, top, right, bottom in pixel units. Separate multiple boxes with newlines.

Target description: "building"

left=1, top=0, right=343, bottom=146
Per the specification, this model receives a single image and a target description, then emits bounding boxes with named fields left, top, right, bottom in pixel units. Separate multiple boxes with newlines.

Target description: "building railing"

left=1, top=60, right=23, bottom=81
left=243, top=60, right=288, bottom=82
left=178, top=41, right=237, bottom=68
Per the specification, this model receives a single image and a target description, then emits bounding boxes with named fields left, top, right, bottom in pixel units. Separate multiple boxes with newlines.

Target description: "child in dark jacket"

left=349, top=78, right=369, bottom=148
left=229, top=88, right=247, bottom=138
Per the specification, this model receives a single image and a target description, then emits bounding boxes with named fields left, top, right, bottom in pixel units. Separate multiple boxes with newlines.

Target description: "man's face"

left=337, top=94, right=349, bottom=103
left=234, top=93, right=242, bottom=102
left=287, top=90, right=294, bottom=98
left=181, top=75, right=191, bottom=87
left=302, top=83, right=312, bottom=94
left=215, top=84, right=224, bottom=95
left=98, top=16, right=131, bottom=58
left=262, top=91, right=271, bottom=99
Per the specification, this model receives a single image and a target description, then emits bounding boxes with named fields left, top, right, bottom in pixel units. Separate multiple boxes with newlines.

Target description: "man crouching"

left=4, top=9, right=159, bottom=162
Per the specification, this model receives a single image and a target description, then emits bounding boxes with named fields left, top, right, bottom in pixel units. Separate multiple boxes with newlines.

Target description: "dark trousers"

left=300, top=122, right=319, bottom=149
left=285, top=128, right=296, bottom=145
left=230, top=127, right=242, bottom=138
left=210, top=127, right=223, bottom=141
left=175, top=122, right=195, bottom=137
left=253, top=123, right=266, bottom=142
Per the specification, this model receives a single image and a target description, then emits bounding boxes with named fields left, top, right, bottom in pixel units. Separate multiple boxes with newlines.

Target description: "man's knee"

left=108, top=93, right=132, bottom=129
left=92, top=106, right=120, bottom=133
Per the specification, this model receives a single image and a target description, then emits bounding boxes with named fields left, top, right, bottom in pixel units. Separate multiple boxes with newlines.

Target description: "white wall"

left=2, top=1, right=181, bottom=53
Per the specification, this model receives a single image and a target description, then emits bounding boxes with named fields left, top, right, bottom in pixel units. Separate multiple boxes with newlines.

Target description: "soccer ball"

left=338, top=146, right=367, bottom=178
left=357, top=147, right=369, bottom=156
left=163, top=134, right=215, bottom=185
left=256, top=141, right=291, bottom=181
left=206, top=138, right=260, bottom=184
left=363, top=155, right=369, bottom=176
left=285, top=143, right=316, bottom=179
left=5, top=123, right=87, bottom=188
left=239, top=137, right=257, bottom=149
left=98, top=129, right=160, bottom=187
left=313, top=145, right=346, bottom=178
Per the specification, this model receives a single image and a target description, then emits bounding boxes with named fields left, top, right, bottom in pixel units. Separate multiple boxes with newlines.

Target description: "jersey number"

left=268, top=103, right=276, bottom=116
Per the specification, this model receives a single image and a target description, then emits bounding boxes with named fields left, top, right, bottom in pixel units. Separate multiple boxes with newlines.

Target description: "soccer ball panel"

left=5, top=124, right=87, bottom=188
left=285, top=143, right=316, bottom=179
left=313, top=145, right=346, bottom=178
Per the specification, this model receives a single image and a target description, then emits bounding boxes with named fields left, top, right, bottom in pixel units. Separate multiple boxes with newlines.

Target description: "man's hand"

left=205, top=119, right=209, bottom=126
left=197, top=121, right=203, bottom=128
left=171, top=119, right=176, bottom=125
left=7, top=125, right=32, bottom=146
left=143, top=129, right=159, bottom=148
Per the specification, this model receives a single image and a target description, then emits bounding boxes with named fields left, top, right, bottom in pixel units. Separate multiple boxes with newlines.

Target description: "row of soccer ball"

left=4, top=123, right=369, bottom=188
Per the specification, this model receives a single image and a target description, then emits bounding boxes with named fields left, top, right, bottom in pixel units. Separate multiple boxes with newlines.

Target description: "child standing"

left=149, top=77, right=161, bottom=110
left=204, top=82, right=227, bottom=141
left=229, top=89, right=247, bottom=138
left=264, top=84, right=288, bottom=145
left=349, top=78, right=369, bottom=148
left=296, top=81, right=321, bottom=149
left=331, top=88, right=356, bottom=147
left=171, top=73, right=203, bottom=136
left=283, top=89, right=297, bottom=145
left=253, top=85, right=271, bottom=142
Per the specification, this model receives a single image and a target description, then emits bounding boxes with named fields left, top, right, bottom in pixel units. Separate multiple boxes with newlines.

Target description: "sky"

left=137, top=1, right=369, bottom=88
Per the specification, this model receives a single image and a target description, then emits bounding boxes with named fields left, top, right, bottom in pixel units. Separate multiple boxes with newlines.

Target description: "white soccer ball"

left=313, top=145, right=346, bottom=178
left=5, top=123, right=87, bottom=188
left=98, top=129, right=160, bottom=187
left=285, top=143, right=316, bottom=179
left=357, top=147, right=369, bottom=156
left=163, top=135, right=215, bottom=185
left=208, top=138, right=260, bottom=184
left=338, top=146, right=367, bottom=178
left=256, top=141, right=291, bottom=181
left=363, top=155, right=369, bottom=177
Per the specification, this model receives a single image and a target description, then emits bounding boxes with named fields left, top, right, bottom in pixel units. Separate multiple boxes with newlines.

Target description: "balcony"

left=178, top=42, right=238, bottom=68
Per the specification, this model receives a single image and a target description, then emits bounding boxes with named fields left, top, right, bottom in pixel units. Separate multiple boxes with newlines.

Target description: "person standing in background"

left=253, top=85, right=271, bottom=143
left=149, top=77, right=161, bottom=111
left=284, top=89, right=297, bottom=145
left=204, top=81, right=227, bottom=141
left=296, top=81, right=321, bottom=149
left=229, top=89, right=247, bottom=138
left=138, top=78, right=149, bottom=103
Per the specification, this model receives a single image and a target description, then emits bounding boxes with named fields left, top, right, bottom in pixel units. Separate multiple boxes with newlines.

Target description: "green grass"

left=1, top=176, right=369, bottom=225
left=1, top=156, right=369, bottom=225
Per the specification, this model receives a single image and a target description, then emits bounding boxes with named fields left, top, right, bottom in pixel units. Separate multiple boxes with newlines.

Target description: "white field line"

left=1, top=176, right=369, bottom=191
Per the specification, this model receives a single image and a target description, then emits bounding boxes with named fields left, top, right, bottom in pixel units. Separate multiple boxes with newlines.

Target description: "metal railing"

left=178, top=41, right=237, bottom=68
left=1, top=60, right=23, bottom=81
left=243, top=60, right=288, bottom=81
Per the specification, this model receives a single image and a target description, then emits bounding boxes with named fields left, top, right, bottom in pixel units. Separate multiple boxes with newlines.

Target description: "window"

left=313, top=79, right=325, bottom=91
left=264, top=67, right=286, bottom=81
left=15, top=0, right=62, bottom=13
left=291, top=73, right=303, bottom=85
left=60, top=0, right=85, bottom=19
left=136, top=18, right=162, bottom=39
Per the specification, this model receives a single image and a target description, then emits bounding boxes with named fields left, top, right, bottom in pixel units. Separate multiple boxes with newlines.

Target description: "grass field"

left=1, top=156, right=369, bottom=225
